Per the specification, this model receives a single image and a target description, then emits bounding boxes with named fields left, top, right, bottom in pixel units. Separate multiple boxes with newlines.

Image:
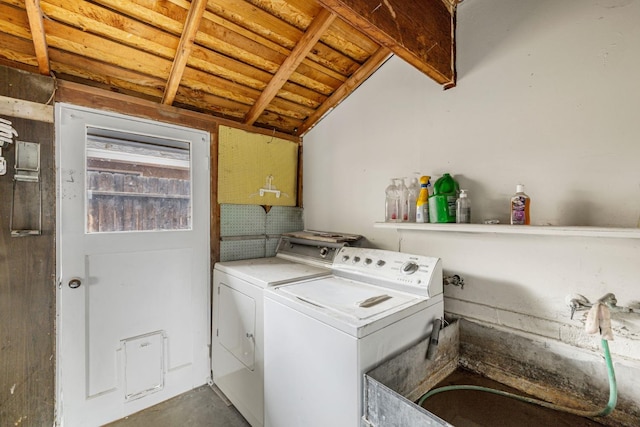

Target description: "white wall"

left=303, top=0, right=640, bottom=405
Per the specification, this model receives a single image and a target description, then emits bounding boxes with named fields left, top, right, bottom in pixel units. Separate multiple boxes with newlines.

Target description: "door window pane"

left=85, top=127, right=191, bottom=233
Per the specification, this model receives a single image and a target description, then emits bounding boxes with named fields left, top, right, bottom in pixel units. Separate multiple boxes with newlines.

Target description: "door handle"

left=68, top=278, right=82, bottom=289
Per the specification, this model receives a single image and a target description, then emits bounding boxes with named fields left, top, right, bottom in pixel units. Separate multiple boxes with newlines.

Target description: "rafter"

left=296, top=46, right=391, bottom=136
left=25, top=0, right=50, bottom=75
left=243, top=8, right=336, bottom=126
left=162, top=0, right=208, bottom=105
left=317, top=0, right=456, bottom=87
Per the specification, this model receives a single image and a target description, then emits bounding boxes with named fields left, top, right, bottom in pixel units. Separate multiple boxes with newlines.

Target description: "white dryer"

left=263, top=246, right=444, bottom=427
left=212, top=232, right=362, bottom=427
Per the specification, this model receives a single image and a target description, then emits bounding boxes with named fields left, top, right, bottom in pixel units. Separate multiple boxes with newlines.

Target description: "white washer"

left=212, top=232, right=361, bottom=427
left=263, top=246, right=444, bottom=427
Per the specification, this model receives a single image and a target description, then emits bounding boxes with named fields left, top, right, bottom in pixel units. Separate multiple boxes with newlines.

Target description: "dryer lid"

left=215, top=257, right=329, bottom=287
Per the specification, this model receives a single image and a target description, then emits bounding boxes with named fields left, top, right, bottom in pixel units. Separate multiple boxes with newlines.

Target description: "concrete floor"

left=104, top=385, right=250, bottom=427
left=105, top=369, right=608, bottom=427
left=422, top=369, right=606, bottom=427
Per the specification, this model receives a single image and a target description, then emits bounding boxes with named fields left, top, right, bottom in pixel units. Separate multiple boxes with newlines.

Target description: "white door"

left=55, top=104, right=211, bottom=427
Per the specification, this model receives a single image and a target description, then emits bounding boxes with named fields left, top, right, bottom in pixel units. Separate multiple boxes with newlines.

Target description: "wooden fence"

left=87, top=170, right=191, bottom=233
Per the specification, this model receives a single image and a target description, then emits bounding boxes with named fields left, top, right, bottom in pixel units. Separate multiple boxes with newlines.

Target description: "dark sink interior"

left=420, top=368, right=606, bottom=427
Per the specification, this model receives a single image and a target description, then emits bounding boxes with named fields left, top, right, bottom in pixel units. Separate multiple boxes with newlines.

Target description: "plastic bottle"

left=429, top=173, right=459, bottom=223
left=398, top=178, right=409, bottom=222
left=415, top=176, right=431, bottom=223
left=385, top=179, right=400, bottom=222
left=510, top=184, right=530, bottom=225
left=407, top=177, right=420, bottom=222
left=456, top=189, right=471, bottom=224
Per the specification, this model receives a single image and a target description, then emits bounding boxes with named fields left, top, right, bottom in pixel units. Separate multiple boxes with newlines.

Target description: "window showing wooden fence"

left=85, top=126, right=192, bottom=233
left=87, top=171, right=191, bottom=233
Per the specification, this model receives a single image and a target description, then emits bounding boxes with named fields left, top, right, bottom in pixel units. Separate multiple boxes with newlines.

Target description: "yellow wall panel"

left=218, top=126, right=298, bottom=206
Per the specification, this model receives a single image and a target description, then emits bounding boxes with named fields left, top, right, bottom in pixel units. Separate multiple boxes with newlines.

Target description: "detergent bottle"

left=428, top=173, right=459, bottom=223
left=415, top=176, right=431, bottom=223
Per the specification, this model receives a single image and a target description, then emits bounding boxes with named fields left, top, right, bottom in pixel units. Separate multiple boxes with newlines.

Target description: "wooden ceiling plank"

left=48, top=49, right=166, bottom=98
left=316, top=0, right=455, bottom=86
left=296, top=45, right=391, bottom=136
left=25, top=0, right=50, bottom=75
left=199, top=9, right=349, bottom=81
left=41, top=19, right=264, bottom=106
left=196, top=17, right=344, bottom=92
left=0, top=3, right=34, bottom=40
left=82, top=0, right=348, bottom=99
left=244, top=8, right=336, bottom=125
left=0, top=32, right=39, bottom=69
left=41, top=0, right=179, bottom=59
left=39, top=0, right=328, bottom=107
left=207, top=0, right=307, bottom=49
left=187, top=46, right=326, bottom=108
left=53, top=54, right=252, bottom=119
left=253, top=110, right=303, bottom=134
left=250, top=0, right=378, bottom=61
left=284, top=0, right=380, bottom=53
left=174, top=89, right=249, bottom=118
left=203, top=0, right=358, bottom=77
left=43, top=21, right=173, bottom=79
left=55, top=79, right=302, bottom=141
left=98, top=0, right=355, bottom=80
left=162, top=0, right=208, bottom=105
left=92, top=0, right=186, bottom=34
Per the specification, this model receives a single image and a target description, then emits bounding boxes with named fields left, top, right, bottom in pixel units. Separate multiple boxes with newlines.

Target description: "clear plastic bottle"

left=456, top=189, right=471, bottom=224
left=510, top=184, right=530, bottom=225
left=385, top=179, right=400, bottom=222
left=407, top=177, right=419, bottom=222
left=398, top=178, right=409, bottom=222
left=415, top=176, right=431, bottom=223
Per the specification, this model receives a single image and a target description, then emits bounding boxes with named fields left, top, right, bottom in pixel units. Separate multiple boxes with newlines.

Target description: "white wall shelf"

left=374, top=222, right=640, bottom=239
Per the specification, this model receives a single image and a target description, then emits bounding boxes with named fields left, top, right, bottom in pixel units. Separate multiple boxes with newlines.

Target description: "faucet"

left=566, top=292, right=635, bottom=319
left=566, top=294, right=591, bottom=320
left=444, top=274, right=464, bottom=289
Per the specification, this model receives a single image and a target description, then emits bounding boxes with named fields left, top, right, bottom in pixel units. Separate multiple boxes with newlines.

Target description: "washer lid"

left=215, top=257, right=330, bottom=287
left=277, top=277, right=419, bottom=320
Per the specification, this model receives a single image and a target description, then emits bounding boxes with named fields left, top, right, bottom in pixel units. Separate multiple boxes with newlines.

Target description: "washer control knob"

left=364, top=258, right=372, bottom=265
left=353, top=256, right=361, bottom=263
left=401, top=261, right=419, bottom=275
left=319, top=247, right=329, bottom=258
left=342, top=255, right=350, bottom=262
left=376, top=260, right=386, bottom=267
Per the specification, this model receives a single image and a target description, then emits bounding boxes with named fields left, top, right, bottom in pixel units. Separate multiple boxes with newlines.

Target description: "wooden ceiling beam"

left=25, top=0, right=50, bottom=75
left=316, top=0, right=456, bottom=87
left=162, top=0, right=208, bottom=105
left=243, top=8, right=337, bottom=126
left=296, top=45, right=391, bottom=136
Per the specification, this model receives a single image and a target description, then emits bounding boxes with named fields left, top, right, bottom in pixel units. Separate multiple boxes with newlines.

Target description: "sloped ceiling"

left=0, top=0, right=455, bottom=136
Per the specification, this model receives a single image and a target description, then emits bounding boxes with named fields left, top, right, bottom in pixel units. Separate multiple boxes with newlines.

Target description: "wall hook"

left=249, top=174, right=289, bottom=199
